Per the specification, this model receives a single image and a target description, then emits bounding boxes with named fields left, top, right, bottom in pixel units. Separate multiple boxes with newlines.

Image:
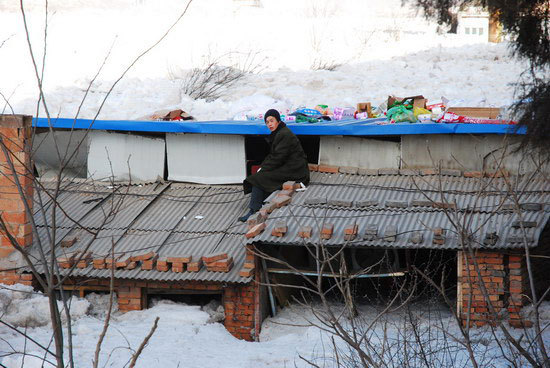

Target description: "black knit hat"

left=264, top=109, right=281, bottom=123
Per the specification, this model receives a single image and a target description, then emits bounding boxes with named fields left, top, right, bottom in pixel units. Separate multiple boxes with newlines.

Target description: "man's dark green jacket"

left=243, top=122, right=310, bottom=194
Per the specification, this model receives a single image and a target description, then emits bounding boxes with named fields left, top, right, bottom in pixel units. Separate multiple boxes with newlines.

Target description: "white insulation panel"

left=87, top=131, right=165, bottom=182
left=166, top=133, right=246, bottom=184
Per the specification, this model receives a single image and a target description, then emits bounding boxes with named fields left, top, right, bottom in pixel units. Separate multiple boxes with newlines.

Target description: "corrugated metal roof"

left=30, top=180, right=251, bottom=284
left=248, top=172, right=550, bottom=249
left=296, top=172, right=549, bottom=214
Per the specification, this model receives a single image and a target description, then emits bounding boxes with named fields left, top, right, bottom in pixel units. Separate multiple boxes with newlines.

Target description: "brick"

left=509, top=320, right=533, bottom=328
left=357, top=168, right=378, bottom=176
left=116, top=256, right=132, bottom=269
left=125, top=261, right=137, bottom=270
left=239, top=268, right=254, bottom=277
left=321, top=223, right=334, bottom=236
left=60, top=238, right=77, bottom=248
left=202, top=253, right=228, bottom=263
left=298, top=226, right=312, bottom=239
left=440, top=169, right=462, bottom=177
left=379, top=168, right=399, bottom=175
left=271, top=220, right=287, bottom=237
left=304, top=197, right=326, bottom=205
left=187, top=259, right=203, bottom=272
left=433, top=238, right=445, bottom=245
left=141, top=255, right=159, bottom=270
left=410, top=199, right=432, bottom=207
left=409, top=232, right=423, bottom=244
left=271, top=195, right=291, bottom=208
left=344, top=223, right=358, bottom=235
left=166, top=255, right=192, bottom=263
left=243, top=262, right=254, bottom=269
left=385, top=200, right=408, bottom=208
left=511, top=221, right=537, bottom=228
left=339, top=166, right=358, bottom=175
left=308, top=163, right=319, bottom=172
left=421, top=168, right=438, bottom=176
left=20, top=273, right=33, bottom=281
left=464, top=171, right=483, bottom=178
left=277, top=189, right=294, bottom=198
left=318, top=165, right=339, bottom=174
left=355, top=199, right=378, bottom=207
left=245, top=223, right=266, bottom=239
left=282, top=181, right=296, bottom=190
left=156, top=263, right=169, bottom=272
left=328, top=198, right=353, bottom=207
left=172, top=263, right=185, bottom=273
left=130, top=251, right=155, bottom=262
left=433, top=201, right=456, bottom=210
left=520, top=203, right=542, bottom=211
left=207, top=257, right=233, bottom=268
left=484, top=169, right=509, bottom=178
left=247, top=212, right=267, bottom=228
left=399, top=169, right=419, bottom=176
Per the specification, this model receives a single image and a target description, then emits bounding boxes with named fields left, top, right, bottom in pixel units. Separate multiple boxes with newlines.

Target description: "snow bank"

left=0, top=283, right=90, bottom=327
left=0, top=0, right=528, bottom=121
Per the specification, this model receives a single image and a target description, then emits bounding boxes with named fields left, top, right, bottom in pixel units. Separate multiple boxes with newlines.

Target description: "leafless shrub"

left=175, top=50, right=266, bottom=102
left=310, top=58, right=343, bottom=71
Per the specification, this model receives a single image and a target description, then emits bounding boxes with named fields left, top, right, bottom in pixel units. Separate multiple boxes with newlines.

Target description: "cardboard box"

left=356, top=102, right=373, bottom=118
left=446, top=107, right=500, bottom=119
left=388, top=95, right=427, bottom=110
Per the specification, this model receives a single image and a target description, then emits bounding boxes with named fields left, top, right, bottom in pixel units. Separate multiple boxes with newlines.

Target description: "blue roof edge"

left=32, top=117, right=526, bottom=136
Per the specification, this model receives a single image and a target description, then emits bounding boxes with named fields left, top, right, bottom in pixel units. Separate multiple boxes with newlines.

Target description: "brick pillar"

left=458, top=250, right=505, bottom=327
left=224, top=282, right=256, bottom=341
left=507, top=254, right=532, bottom=328
left=117, top=286, right=146, bottom=312
left=0, top=115, right=33, bottom=285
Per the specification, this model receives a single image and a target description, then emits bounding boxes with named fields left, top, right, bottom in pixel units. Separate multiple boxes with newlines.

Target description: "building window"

left=479, top=28, right=484, bottom=35
left=472, top=28, right=477, bottom=34
left=465, top=27, right=470, bottom=34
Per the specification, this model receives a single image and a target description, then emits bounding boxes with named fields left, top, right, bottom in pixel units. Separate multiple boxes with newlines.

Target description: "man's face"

left=266, top=116, right=280, bottom=132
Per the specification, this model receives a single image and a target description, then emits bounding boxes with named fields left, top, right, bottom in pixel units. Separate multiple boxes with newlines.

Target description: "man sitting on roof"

left=239, top=109, right=310, bottom=222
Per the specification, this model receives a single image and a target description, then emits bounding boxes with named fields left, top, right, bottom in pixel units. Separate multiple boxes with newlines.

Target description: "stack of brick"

left=364, top=224, right=378, bottom=240
left=245, top=181, right=297, bottom=239
left=166, top=255, right=191, bottom=273
left=239, top=246, right=255, bottom=278
left=344, top=221, right=358, bottom=241
left=459, top=251, right=505, bottom=327
left=271, top=220, right=287, bottom=237
left=298, top=226, right=312, bottom=239
left=0, top=115, right=33, bottom=285
left=321, top=223, right=334, bottom=240
left=433, top=228, right=446, bottom=245
left=203, top=253, right=233, bottom=272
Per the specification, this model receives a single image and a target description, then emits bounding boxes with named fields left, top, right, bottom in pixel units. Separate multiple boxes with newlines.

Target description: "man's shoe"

left=238, top=210, right=254, bottom=223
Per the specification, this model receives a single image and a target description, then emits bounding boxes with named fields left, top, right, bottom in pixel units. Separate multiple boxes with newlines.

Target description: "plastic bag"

left=413, top=107, right=431, bottom=118
left=387, top=105, right=417, bottom=123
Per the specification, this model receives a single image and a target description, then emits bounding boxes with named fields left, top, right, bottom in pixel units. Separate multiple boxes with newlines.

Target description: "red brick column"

left=507, top=254, right=532, bottom=328
left=224, top=282, right=256, bottom=341
left=458, top=251, right=505, bottom=327
left=117, top=286, right=146, bottom=312
left=0, top=115, right=33, bottom=285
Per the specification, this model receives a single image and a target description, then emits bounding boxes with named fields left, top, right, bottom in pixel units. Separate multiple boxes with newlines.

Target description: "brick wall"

left=458, top=250, right=530, bottom=328
left=63, top=276, right=261, bottom=341
left=0, top=115, right=33, bottom=285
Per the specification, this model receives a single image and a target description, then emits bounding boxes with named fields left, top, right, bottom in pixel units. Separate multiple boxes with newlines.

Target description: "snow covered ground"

left=1, top=284, right=549, bottom=367
left=0, top=0, right=529, bottom=121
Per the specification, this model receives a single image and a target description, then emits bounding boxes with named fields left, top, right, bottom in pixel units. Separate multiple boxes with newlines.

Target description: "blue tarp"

left=33, top=117, right=525, bottom=136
